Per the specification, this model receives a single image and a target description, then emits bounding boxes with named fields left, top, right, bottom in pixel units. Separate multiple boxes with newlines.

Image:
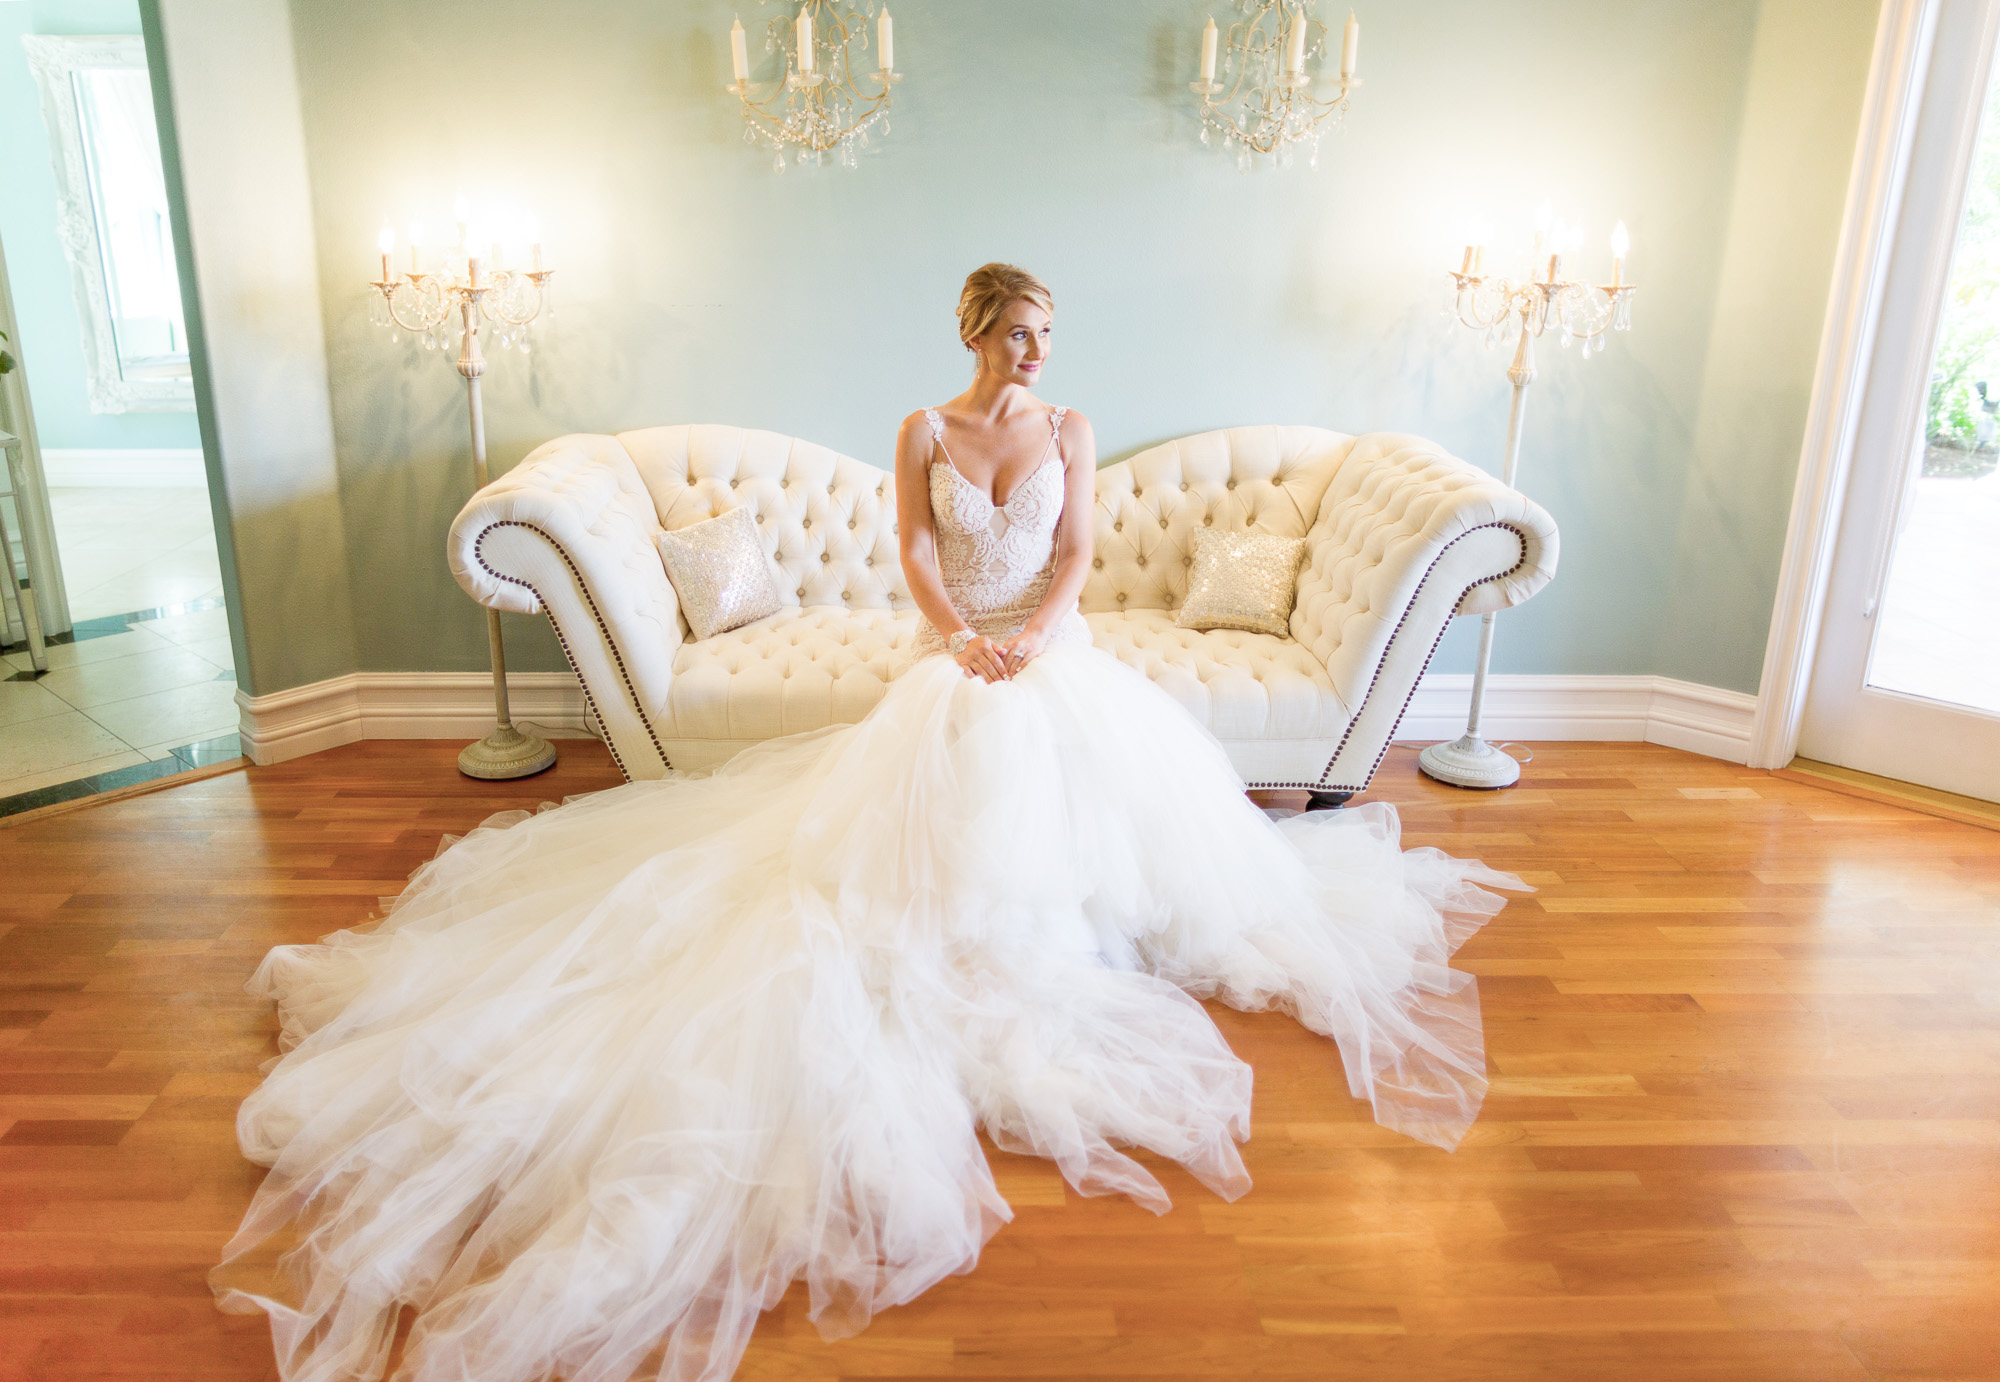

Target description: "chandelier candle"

left=368, top=214, right=559, bottom=780
left=1419, top=216, right=1639, bottom=791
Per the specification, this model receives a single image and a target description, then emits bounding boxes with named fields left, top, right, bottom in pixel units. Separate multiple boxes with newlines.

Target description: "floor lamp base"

left=1417, top=734, right=1521, bottom=790
left=458, top=724, right=557, bottom=780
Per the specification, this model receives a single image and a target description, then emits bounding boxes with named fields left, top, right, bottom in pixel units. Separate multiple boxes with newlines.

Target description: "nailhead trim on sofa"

left=473, top=519, right=672, bottom=781
left=1242, top=520, right=1530, bottom=793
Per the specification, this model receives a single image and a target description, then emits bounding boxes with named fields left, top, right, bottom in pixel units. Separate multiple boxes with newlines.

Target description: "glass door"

left=1801, top=0, right=2000, bottom=802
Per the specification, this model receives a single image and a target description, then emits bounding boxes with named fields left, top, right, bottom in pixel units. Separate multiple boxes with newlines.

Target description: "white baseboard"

left=239, top=669, right=1758, bottom=770
left=236, top=672, right=595, bottom=766
left=1398, top=674, right=1759, bottom=764
left=41, top=448, right=207, bottom=488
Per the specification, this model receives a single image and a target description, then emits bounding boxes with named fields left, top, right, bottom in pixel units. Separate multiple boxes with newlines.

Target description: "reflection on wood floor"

left=2, top=739, right=1997, bottom=1380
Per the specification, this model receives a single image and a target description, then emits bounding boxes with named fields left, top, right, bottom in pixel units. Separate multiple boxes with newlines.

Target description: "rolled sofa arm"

left=447, top=433, right=681, bottom=781
left=1292, top=431, right=1559, bottom=793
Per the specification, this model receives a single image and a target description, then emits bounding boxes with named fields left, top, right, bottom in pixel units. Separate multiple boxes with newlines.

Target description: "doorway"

left=0, top=8, right=236, bottom=811
left=1799, top=0, right=2000, bottom=804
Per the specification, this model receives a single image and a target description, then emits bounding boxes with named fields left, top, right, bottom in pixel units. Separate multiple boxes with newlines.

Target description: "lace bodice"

left=912, top=405, right=1091, bottom=659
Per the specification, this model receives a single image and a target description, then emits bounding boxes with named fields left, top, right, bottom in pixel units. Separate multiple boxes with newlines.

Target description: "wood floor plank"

left=1, top=738, right=1998, bottom=1380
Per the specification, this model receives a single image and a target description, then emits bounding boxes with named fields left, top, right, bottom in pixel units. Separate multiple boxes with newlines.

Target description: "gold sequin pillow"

left=1173, top=528, right=1307, bottom=637
left=654, top=506, right=784, bottom=640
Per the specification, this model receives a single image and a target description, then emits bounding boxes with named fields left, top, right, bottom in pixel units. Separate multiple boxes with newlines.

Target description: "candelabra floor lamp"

left=371, top=217, right=557, bottom=779
left=1419, top=215, right=1637, bottom=790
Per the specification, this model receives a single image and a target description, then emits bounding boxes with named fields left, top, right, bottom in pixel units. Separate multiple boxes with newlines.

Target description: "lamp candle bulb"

left=1341, top=10, right=1358, bottom=79
left=377, top=224, right=394, bottom=281
left=730, top=16, right=749, bottom=82
left=796, top=5, right=813, bottom=74
left=407, top=220, right=423, bottom=273
left=1610, top=219, right=1631, bottom=286
left=468, top=255, right=484, bottom=289
left=1283, top=4, right=1307, bottom=75
left=878, top=5, right=893, bottom=71
left=1462, top=217, right=1490, bottom=277
left=1199, top=15, right=1218, bottom=83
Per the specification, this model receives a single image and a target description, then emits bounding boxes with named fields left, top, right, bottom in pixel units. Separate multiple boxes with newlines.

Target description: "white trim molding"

left=236, top=672, right=594, bottom=766
left=1749, top=0, right=1938, bottom=770
left=1399, top=674, right=1759, bottom=765
left=239, top=670, right=1756, bottom=770
left=40, top=448, right=207, bottom=487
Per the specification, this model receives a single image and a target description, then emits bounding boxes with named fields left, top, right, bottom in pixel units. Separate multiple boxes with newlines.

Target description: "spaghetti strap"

left=923, top=407, right=958, bottom=469
left=1042, top=407, right=1068, bottom=465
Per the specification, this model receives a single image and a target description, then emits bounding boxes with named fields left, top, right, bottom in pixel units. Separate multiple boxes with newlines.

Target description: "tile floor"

left=48, top=486, right=225, bottom=622
left=2, top=486, right=238, bottom=816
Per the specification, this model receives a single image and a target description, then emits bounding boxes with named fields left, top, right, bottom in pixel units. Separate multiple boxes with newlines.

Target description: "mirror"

left=22, top=35, right=192, bottom=413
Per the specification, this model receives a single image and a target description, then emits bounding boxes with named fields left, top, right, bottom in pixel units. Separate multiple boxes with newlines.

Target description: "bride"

left=213, top=263, right=1526, bottom=1382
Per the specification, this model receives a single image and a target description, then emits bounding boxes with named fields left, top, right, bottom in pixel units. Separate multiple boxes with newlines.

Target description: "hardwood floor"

left=2, top=739, right=1998, bottom=1380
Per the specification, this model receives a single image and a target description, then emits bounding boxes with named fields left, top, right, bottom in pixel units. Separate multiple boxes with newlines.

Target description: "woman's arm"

left=995, top=410, right=1097, bottom=673
left=895, top=412, right=1009, bottom=682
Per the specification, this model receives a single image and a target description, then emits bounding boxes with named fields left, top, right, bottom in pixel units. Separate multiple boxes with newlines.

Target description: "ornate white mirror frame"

left=22, top=34, right=194, bottom=414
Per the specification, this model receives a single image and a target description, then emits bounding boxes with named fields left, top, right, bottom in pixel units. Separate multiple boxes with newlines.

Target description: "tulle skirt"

left=213, top=643, right=1524, bottom=1382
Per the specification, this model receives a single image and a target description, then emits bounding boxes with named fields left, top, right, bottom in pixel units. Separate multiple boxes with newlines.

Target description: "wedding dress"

left=214, top=405, right=1524, bottom=1382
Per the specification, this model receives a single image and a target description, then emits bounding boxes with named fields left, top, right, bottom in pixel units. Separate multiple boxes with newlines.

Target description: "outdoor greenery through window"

left=1873, top=48, right=2000, bottom=713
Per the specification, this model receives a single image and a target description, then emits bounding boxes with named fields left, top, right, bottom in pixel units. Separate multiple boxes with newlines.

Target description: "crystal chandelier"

left=727, top=2, right=900, bottom=171
left=1190, top=2, right=1360, bottom=170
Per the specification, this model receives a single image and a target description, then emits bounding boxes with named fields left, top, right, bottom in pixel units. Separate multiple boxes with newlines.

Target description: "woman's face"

left=973, top=300, right=1051, bottom=386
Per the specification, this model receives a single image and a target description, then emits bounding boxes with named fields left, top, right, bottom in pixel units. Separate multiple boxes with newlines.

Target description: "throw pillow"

left=1174, top=528, right=1307, bottom=637
left=654, top=506, right=784, bottom=640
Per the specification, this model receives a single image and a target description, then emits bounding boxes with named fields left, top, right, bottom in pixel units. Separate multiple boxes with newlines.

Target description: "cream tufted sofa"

left=449, top=424, right=1557, bottom=803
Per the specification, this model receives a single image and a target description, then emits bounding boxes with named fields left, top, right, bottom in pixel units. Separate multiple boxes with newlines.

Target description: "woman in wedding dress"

left=213, top=263, right=1526, bottom=1382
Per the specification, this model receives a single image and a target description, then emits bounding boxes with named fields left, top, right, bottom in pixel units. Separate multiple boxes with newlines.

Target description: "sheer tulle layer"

left=214, top=645, right=1524, bottom=1382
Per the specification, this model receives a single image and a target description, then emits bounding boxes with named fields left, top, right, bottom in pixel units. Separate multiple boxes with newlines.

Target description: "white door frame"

left=1748, top=0, right=1940, bottom=770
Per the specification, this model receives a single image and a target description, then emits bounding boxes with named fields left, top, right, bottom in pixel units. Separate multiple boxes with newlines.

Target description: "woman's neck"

left=956, top=373, right=1040, bottom=423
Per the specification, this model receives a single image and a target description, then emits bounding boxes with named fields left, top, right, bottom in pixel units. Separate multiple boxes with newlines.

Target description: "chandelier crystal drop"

left=727, top=2, right=900, bottom=170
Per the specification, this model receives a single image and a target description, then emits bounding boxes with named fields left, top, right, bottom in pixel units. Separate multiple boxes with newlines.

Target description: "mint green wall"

left=1661, top=0, right=1880, bottom=691
left=265, top=0, right=1874, bottom=693
left=0, top=0, right=201, bottom=450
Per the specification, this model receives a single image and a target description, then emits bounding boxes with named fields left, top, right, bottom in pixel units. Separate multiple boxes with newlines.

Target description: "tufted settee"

left=448, top=424, right=1557, bottom=802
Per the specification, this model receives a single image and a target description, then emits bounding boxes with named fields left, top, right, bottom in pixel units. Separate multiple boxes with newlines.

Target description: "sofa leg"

left=1306, top=790, right=1353, bottom=811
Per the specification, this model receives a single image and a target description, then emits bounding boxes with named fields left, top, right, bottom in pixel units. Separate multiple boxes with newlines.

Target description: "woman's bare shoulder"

left=1055, top=407, right=1096, bottom=460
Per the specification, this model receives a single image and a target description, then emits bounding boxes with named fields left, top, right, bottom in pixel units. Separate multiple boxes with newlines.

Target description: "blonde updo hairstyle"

left=956, top=263, right=1054, bottom=363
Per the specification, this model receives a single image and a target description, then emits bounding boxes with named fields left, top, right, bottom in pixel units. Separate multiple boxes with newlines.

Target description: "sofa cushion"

left=1086, top=610, right=1349, bottom=741
left=664, top=606, right=922, bottom=742
left=1086, top=425, right=1348, bottom=614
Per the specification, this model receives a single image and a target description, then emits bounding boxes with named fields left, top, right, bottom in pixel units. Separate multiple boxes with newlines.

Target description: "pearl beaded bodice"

left=912, top=405, right=1091, bottom=659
